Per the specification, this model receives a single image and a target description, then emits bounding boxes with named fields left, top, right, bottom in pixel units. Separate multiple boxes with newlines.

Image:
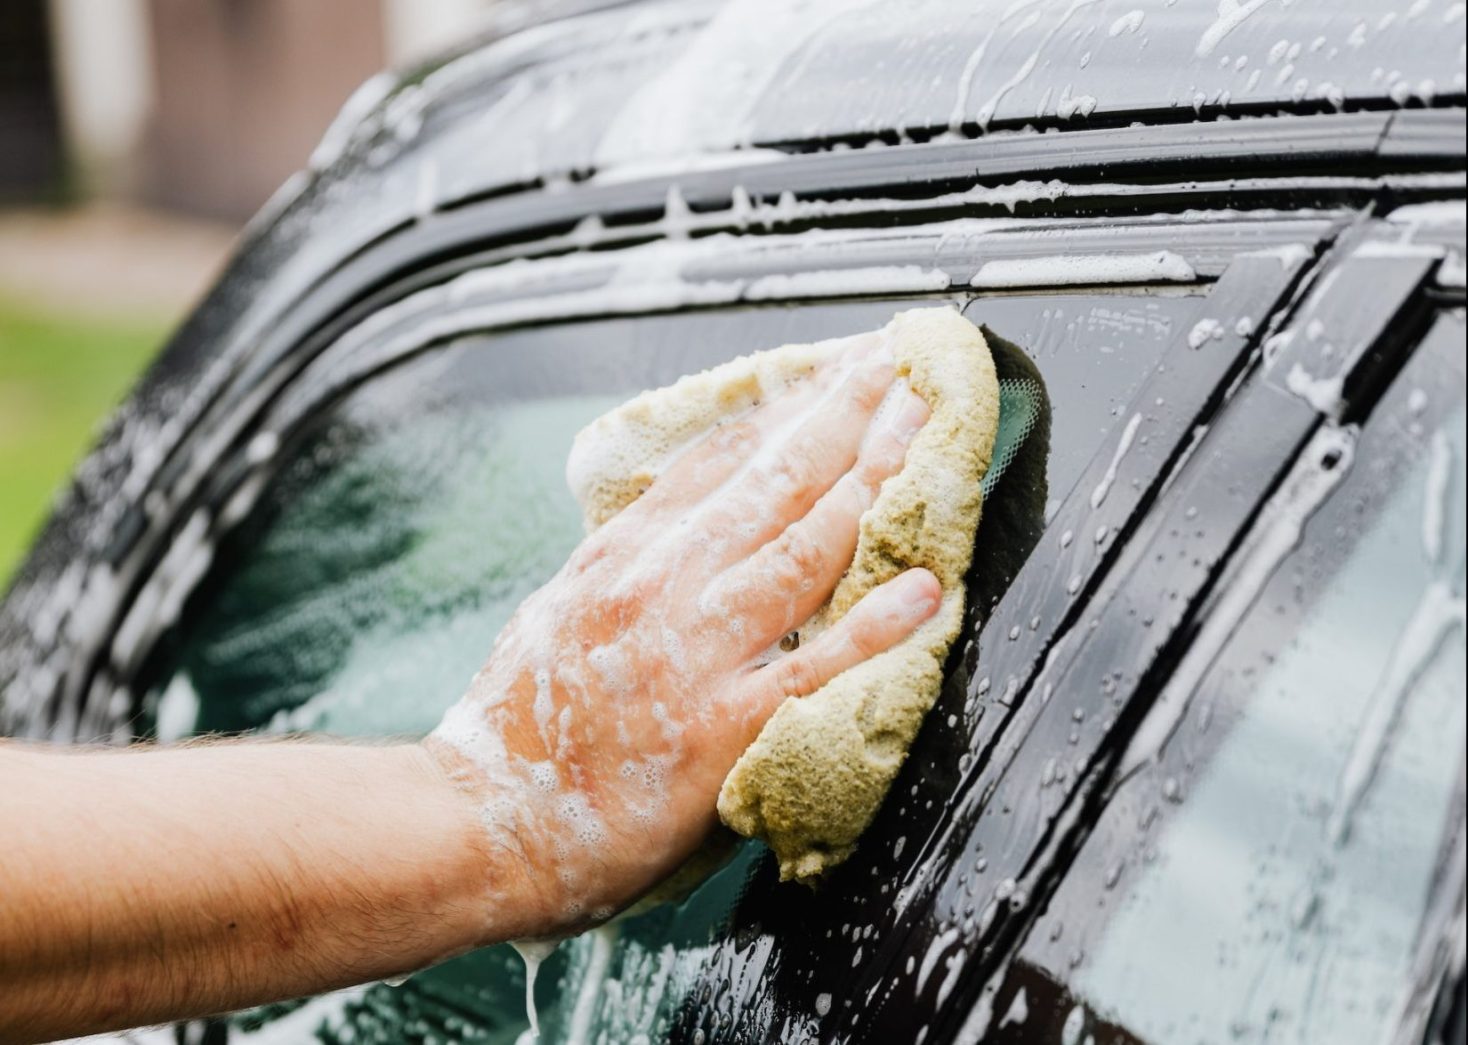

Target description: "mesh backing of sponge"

left=983, top=377, right=1045, bottom=499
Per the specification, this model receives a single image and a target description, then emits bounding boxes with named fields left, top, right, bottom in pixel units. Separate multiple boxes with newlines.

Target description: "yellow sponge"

left=568, top=307, right=999, bottom=883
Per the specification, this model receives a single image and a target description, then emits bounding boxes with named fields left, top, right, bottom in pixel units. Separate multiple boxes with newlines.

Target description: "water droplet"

left=1291, top=890, right=1319, bottom=928
left=1062, top=1002, right=1087, bottom=1043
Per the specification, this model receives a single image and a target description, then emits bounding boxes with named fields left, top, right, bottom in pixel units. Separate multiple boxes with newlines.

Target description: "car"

left=2, top=0, right=1464, bottom=1041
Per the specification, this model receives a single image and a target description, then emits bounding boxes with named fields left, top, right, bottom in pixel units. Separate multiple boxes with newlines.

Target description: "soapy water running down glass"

left=0, top=328, right=940, bottom=1041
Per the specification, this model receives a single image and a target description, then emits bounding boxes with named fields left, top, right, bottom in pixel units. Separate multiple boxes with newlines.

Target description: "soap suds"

left=512, top=939, right=559, bottom=1039
left=1285, top=361, right=1345, bottom=418
left=970, top=250, right=1195, bottom=289
left=1089, top=412, right=1142, bottom=509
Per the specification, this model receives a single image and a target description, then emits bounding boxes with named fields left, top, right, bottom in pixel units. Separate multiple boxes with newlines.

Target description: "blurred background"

left=0, top=0, right=501, bottom=584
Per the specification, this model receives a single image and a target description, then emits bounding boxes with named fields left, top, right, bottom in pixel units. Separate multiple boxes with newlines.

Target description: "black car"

left=2, top=0, right=1464, bottom=1041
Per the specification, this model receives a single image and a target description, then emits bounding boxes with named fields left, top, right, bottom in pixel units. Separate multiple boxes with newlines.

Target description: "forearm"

left=0, top=739, right=510, bottom=1043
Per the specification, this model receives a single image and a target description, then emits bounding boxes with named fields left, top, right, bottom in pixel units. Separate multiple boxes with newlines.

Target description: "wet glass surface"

left=1010, top=324, right=1467, bottom=1043
left=133, top=290, right=1201, bottom=1041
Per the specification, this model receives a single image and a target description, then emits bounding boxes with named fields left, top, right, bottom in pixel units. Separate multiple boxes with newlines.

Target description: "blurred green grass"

left=0, top=295, right=167, bottom=586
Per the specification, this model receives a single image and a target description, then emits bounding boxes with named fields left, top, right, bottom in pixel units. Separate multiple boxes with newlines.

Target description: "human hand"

left=423, top=331, right=938, bottom=941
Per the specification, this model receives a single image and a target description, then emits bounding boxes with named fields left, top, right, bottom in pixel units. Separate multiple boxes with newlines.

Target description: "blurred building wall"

left=142, top=0, right=386, bottom=221
left=19, top=0, right=498, bottom=222
left=0, top=2, right=65, bottom=202
left=46, top=0, right=153, bottom=202
left=382, top=0, right=498, bottom=67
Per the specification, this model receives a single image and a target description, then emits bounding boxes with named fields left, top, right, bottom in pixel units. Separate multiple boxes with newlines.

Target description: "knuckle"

left=567, top=538, right=612, bottom=575
left=839, top=469, right=880, bottom=515
left=777, top=527, right=827, bottom=581
left=771, top=454, right=819, bottom=500
left=859, top=435, right=906, bottom=482
left=767, top=555, right=805, bottom=600
left=774, top=654, right=823, bottom=699
left=585, top=573, right=656, bottom=630
left=713, top=419, right=758, bottom=454
left=851, top=368, right=890, bottom=410
left=844, top=613, right=889, bottom=660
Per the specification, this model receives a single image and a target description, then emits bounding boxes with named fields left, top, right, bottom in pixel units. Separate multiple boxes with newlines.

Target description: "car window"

left=1006, top=321, right=1467, bottom=1043
left=130, top=290, right=1203, bottom=1042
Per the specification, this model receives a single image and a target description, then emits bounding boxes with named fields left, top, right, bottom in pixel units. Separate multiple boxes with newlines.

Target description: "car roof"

left=335, top=0, right=1466, bottom=187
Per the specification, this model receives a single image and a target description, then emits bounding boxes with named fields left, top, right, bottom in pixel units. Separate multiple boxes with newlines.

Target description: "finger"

left=734, top=568, right=942, bottom=724
left=571, top=334, right=880, bottom=576
left=681, top=349, right=898, bottom=571
left=619, top=330, right=887, bottom=521
left=701, top=380, right=930, bottom=649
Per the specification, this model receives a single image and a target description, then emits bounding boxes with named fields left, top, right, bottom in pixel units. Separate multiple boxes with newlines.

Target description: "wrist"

left=412, top=737, right=560, bottom=945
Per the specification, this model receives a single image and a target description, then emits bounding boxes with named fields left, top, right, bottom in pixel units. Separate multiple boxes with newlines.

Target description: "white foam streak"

left=971, top=251, right=1195, bottom=289
left=1423, top=429, right=1452, bottom=564
left=1328, top=579, right=1465, bottom=845
left=1089, top=412, right=1143, bottom=510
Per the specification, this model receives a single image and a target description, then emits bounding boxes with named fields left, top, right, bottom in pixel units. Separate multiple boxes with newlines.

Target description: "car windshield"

left=133, top=290, right=1203, bottom=1041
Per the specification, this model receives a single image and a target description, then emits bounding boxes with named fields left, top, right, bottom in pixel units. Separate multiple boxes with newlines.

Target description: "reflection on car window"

left=1023, top=397, right=1466, bottom=1043
left=131, top=292, right=1197, bottom=1042
left=157, top=395, right=615, bottom=740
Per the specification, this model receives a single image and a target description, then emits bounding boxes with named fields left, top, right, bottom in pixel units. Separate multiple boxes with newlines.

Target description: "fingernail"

left=897, top=569, right=941, bottom=618
left=875, top=381, right=930, bottom=445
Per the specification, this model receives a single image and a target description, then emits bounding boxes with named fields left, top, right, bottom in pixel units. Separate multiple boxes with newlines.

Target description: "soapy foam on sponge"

left=567, top=307, right=999, bottom=883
